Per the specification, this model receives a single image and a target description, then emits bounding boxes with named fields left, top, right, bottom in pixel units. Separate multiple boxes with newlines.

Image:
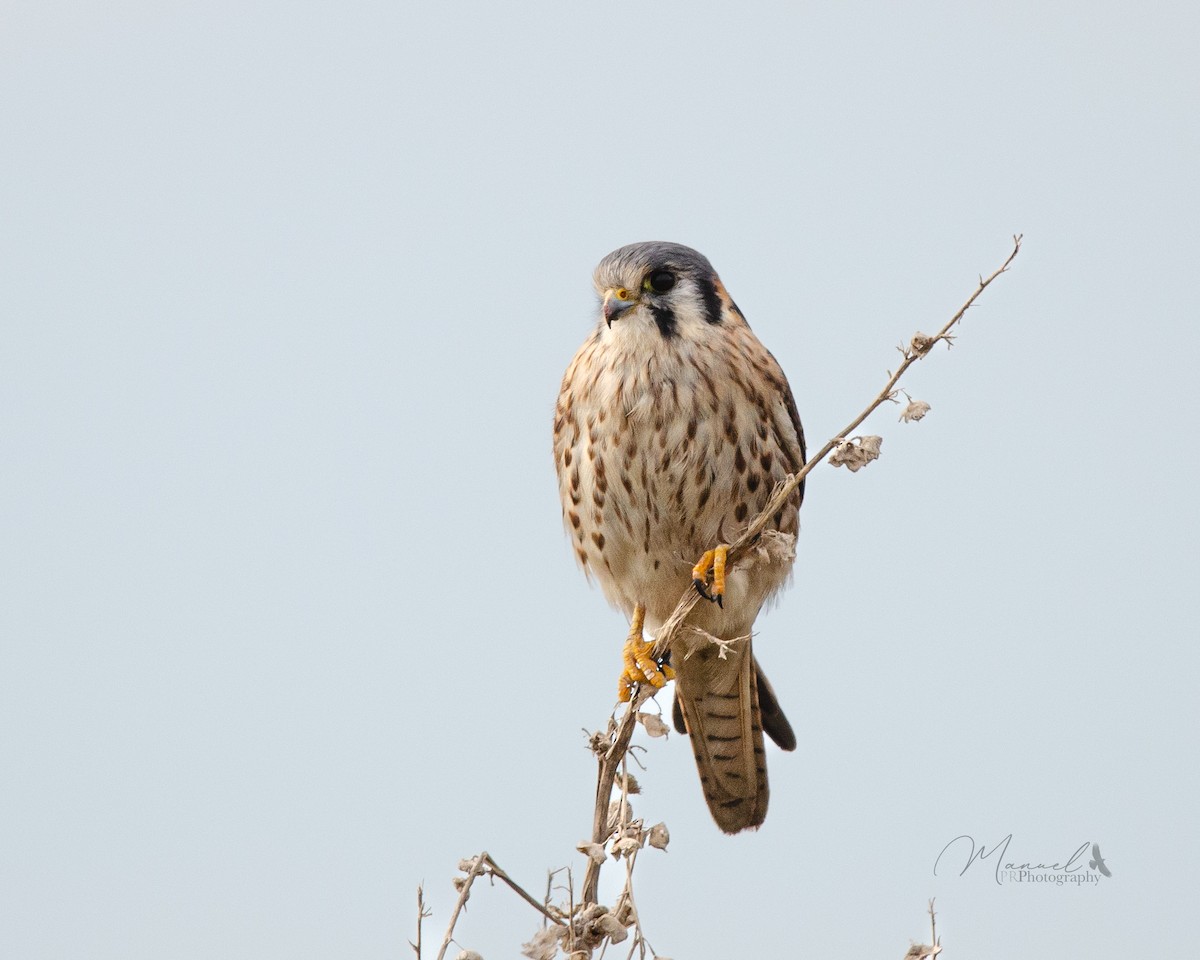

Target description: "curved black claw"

left=693, top=579, right=724, bottom=607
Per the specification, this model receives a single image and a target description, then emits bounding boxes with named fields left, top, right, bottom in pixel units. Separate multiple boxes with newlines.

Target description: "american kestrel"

left=553, top=242, right=806, bottom=833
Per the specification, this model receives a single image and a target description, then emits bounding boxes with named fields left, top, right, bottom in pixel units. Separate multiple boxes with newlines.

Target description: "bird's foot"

left=617, top=604, right=675, bottom=702
left=691, top=544, right=729, bottom=608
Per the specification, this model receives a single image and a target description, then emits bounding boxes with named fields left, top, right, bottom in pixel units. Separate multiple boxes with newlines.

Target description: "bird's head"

left=592, top=241, right=738, bottom=340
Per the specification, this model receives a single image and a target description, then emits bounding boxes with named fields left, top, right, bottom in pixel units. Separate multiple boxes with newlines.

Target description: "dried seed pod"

left=830, top=435, right=883, bottom=472
left=521, top=926, right=565, bottom=960
left=910, top=331, right=935, bottom=356
left=612, top=836, right=641, bottom=859
left=594, top=913, right=628, bottom=943
left=899, top=399, right=931, bottom=422
left=637, top=712, right=670, bottom=738
left=575, top=841, right=606, bottom=865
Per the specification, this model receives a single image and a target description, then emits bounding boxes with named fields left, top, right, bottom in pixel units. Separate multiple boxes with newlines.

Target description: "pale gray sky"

left=2, top=1, right=1198, bottom=957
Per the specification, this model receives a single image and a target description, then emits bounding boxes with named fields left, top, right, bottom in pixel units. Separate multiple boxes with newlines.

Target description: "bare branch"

left=410, top=885, right=431, bottom=959
left=651, top=234, right=1022, bottom=663
left=903, top=899, right=943, bottom=959
left=435, top=854, right=487, bottom=960
left=481, top=854, right=567, bottom=927
left=580, top=687, right=655, bottom=906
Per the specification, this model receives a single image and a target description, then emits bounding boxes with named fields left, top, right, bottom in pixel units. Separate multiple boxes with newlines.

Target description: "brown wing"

left=765, top=346, right=807, bottom=509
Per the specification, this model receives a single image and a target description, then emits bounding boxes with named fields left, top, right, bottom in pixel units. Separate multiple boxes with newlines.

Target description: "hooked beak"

left=602, top=287, right=638, bottom=327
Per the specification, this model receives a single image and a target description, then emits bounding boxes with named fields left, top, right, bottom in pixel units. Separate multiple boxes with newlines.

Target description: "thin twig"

left=615, top=755, right=645, bottom=959
left=651, top=235, right=1022, bottom=662
left=543, top=869, right=557, bottom=929
left=581, top=686, right=655, bottom=906
left=410, top=885, right=430, bottom=959
left=434, top=854, right=487, bottom=960
left=481, top=854, right=567, bottom=927
left=566, top=866, right=576, bottom=957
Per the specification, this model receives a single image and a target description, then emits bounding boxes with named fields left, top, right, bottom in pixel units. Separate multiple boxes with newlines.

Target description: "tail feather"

left=672, top=639, right=768, bottom=833
left=673, top=657, right=795, bottom=751
left=755, top=662, right=796, bottom=752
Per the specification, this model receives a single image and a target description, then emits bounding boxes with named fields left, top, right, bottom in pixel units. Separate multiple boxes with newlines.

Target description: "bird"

left=553, top=241, right=806, bottom=833
left=1089, top=843, right=1111, bottom=877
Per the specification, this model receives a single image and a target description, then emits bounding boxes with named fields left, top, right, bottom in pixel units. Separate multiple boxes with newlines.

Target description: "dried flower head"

left=829, top=435, right=883, bottom=472
left=636, top=712, right=670, bottom=739
left=576, top=841, right=606, bottom=865
left=612, top=836, right=641, bottom=859
left=910, top=332, right=936, bottom=356
left=521, top=926, right=565, bottom=960
left=585, top=729, right=609, bottom=756
left=899, top=396, right=931, bottom=422
left=593, top=914, right=629, bottom=943
left=648, top=822, right=670, bottom=850
left=607, top=798, right=631, bottom=827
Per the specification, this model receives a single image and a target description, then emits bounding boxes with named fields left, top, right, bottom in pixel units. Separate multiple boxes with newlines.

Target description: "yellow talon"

left=617, top=604, right=673, bottom=701
left=691, top=544, right=729, bottom=608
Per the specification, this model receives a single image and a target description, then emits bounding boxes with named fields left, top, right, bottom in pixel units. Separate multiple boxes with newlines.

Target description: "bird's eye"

left=645, top=270, right=676, bottom=294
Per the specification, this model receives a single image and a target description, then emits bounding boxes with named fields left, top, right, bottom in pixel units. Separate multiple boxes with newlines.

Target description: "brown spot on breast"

left=747, top=473, right=760, bottom=493
left=591, top=531, right=605, bottom=550
left=569, top=511, right=581, bottom=529
left=734, top=448, right=746, bottom=473
left=760, top=452, right=774, bottom=473
left=735, top=502, right=748, bottom=522
left=562, top=447, right=572, bottom=467
left=687, top=417, right=698, bottom=440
